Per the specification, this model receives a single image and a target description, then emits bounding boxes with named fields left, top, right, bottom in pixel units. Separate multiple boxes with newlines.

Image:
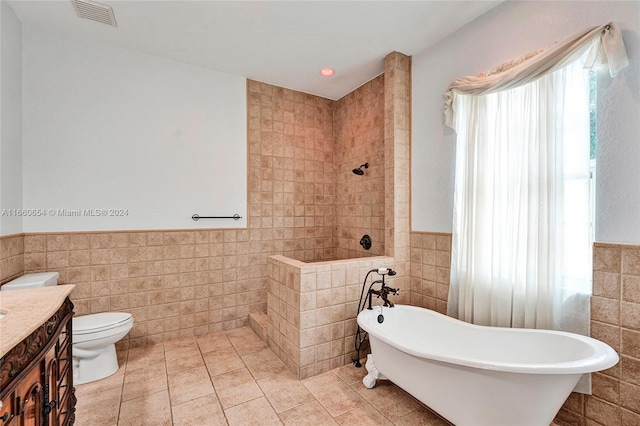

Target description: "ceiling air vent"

left=71, top=0, right=117, bottom=27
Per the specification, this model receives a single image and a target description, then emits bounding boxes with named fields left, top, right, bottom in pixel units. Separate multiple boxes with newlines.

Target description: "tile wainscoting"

left=0, top=233, right=24, bottom=283
left=20, top=229, right=268, bottom=350
left=555, top=243, right=640, bottom=425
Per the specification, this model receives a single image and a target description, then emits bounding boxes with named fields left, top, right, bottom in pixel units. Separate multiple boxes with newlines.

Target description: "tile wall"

left=334, top=75, right=385, bottom=259
left=248, top=80, right=337, bottom=263
left=409, top=232, right=452, bottom=315
left=555, top=243, right=640, bottom=425
left=263, top=52, right=414, bottom=381
left=266, top=254, right=403, bottom=379
left=0, top=233, right=24, bottom=283
left=20, top=230, right=267, bottom=349
left=383, top=52, right=412, bottom=297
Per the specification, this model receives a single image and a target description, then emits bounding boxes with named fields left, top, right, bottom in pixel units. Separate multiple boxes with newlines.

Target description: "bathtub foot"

left=363, top=354, right=387, bottom=389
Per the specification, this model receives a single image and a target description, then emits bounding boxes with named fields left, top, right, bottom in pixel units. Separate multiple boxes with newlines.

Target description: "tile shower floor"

left=75, top=326, right=451, bottom=426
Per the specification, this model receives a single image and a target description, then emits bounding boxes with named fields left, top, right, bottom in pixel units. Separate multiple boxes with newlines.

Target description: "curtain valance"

left=444, top=22, right=628, bottom=129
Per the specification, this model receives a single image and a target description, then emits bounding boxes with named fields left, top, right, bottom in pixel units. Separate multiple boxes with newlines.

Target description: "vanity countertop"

left=0, top=284, right=75, bottom=358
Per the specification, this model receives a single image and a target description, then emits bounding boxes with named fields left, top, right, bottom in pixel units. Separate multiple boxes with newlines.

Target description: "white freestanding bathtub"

left=357, top=305, right=619, bottom=426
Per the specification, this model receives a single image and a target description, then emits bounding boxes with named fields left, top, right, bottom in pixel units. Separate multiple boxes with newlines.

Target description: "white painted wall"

left=22, top=26, right=247, bottom=232
left=0, top=0, right=23, bottom=235
left=411, top=1, right=640, bottom=244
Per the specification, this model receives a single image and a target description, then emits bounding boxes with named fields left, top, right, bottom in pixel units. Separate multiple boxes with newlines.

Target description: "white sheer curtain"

left=445, top=22, right=628, bottom=338
left=448, top=58, right=592, bottom=333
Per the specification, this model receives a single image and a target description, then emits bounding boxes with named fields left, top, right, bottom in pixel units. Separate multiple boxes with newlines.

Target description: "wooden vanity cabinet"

left=0, top=298, right=75, bottom=426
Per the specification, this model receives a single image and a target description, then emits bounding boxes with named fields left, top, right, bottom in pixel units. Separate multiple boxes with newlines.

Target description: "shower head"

left=352, top=163, right=369, bottom=175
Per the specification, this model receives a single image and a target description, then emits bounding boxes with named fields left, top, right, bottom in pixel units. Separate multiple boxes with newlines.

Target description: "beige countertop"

left=0, top=284, right=75, bottom=358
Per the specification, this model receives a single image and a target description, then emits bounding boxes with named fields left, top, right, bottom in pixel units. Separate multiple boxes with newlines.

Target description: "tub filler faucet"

left=366, top=267, right=399, bottom=310
left=353, top=267, right=400, bottom=367
left=367, top=284, right=399, bottom=309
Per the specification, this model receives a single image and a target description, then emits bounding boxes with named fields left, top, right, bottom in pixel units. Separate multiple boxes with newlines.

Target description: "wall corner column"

left=383, top=51, right=412, bottom=299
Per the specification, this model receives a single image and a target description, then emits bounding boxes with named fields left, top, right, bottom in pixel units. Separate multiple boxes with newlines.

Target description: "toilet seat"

left=73, top=312, right=133, bottom=335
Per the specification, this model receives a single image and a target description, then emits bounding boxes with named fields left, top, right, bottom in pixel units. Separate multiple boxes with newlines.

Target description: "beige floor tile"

left=164, top=336, right=200, bottom=353
left=224, top=396, right=282, bottom=426
left=334, top=363, right=367, bottom=386
left=354, top=381, right=420, bottom=421
left=165, top=346, right=205, bottom=374
left=204, top=346, right=245, bottom=377
left=126, top=343, right=165, bottom=372
left=303, top=372, right=366, bottom=417
left=122, top=364, right=168, bottom=402
left=75, top=386, right=122, bottom=426
left=212, top=367, right=264, bottom=409
left=76, top=364, right=126, bottom=396
left=197, top=332, right=233, bottom=354
left=74, top=326, right=459, bottom=426
left=279, top=400, right=338, bottom=425
left=168, top=365, right=215, bottom=406
left=118, top=389, right=172, bottom=426
left=228, top=331, right=267, bottom=355
left=242, top=347, right=289, bottom=380
left=171, top=394, right=227, bottom=426
left=335, top=404, right=394, bottom=425
left=391, top=407, right=452, bottom=426
left=257, top=371, right=315, bottom=413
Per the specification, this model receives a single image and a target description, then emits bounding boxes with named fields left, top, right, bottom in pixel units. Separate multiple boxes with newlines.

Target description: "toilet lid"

left=73, top=312, right=132, bottom=335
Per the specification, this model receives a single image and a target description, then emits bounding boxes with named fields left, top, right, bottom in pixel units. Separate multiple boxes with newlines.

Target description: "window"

left=448, top=58, right=593, bottom=334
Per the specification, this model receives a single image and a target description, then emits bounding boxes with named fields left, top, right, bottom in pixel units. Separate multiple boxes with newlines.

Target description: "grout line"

left=158, top=343, right=173, bottom=426
left=117, top=349, right=129, bottom=424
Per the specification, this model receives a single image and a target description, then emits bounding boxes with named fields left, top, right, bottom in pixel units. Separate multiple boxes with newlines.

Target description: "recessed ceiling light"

left=320, top=68, right=335, bottom=77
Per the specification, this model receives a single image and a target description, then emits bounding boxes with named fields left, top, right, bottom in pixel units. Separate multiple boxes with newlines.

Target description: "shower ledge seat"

left=248, top=311, right=268, bottom=343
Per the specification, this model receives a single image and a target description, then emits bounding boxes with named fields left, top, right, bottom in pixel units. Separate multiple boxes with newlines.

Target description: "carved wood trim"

left=0, top=298, right=74, bottom=393
left=65, top=391, right=77, bottom=426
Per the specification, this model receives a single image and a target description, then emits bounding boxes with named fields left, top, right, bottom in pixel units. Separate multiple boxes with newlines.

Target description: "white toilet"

left=1, top=272, right=133, bottom=385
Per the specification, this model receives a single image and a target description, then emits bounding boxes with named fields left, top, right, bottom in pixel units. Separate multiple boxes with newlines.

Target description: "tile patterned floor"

left=75, top=326, right=451, bottom=426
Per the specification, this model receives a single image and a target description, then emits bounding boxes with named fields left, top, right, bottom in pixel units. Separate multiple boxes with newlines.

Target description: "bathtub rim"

left=358, top=304, right=619, bottom=375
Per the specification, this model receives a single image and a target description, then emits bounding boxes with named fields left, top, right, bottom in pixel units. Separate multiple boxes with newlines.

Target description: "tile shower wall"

left=0, top=234, right=24, bottom=283
left=334, top=76, right=385, bottom=259
left=249, top=78, right=385, bottom=263
left=248, top=80, right=337, bottom=263
left=264, top=53, right=413, bottom=381
left=555, top=243, right=640, bottom=426
left=267, top=255, right=399, bottom=380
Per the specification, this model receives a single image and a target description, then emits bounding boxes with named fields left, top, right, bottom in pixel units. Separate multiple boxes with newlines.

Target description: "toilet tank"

left=1, top=272, right=60, bottom=291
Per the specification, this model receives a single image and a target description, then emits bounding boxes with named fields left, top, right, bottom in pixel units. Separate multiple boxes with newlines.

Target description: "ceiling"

left=8, top=1, right=502, bottom=100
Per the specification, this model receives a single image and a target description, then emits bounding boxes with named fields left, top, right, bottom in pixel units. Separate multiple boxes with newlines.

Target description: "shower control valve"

left=360, top=235, right=372, bottom=250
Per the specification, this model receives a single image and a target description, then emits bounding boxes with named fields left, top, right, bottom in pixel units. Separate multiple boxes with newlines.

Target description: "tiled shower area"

left=266, top=255, right=397, bottom=379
